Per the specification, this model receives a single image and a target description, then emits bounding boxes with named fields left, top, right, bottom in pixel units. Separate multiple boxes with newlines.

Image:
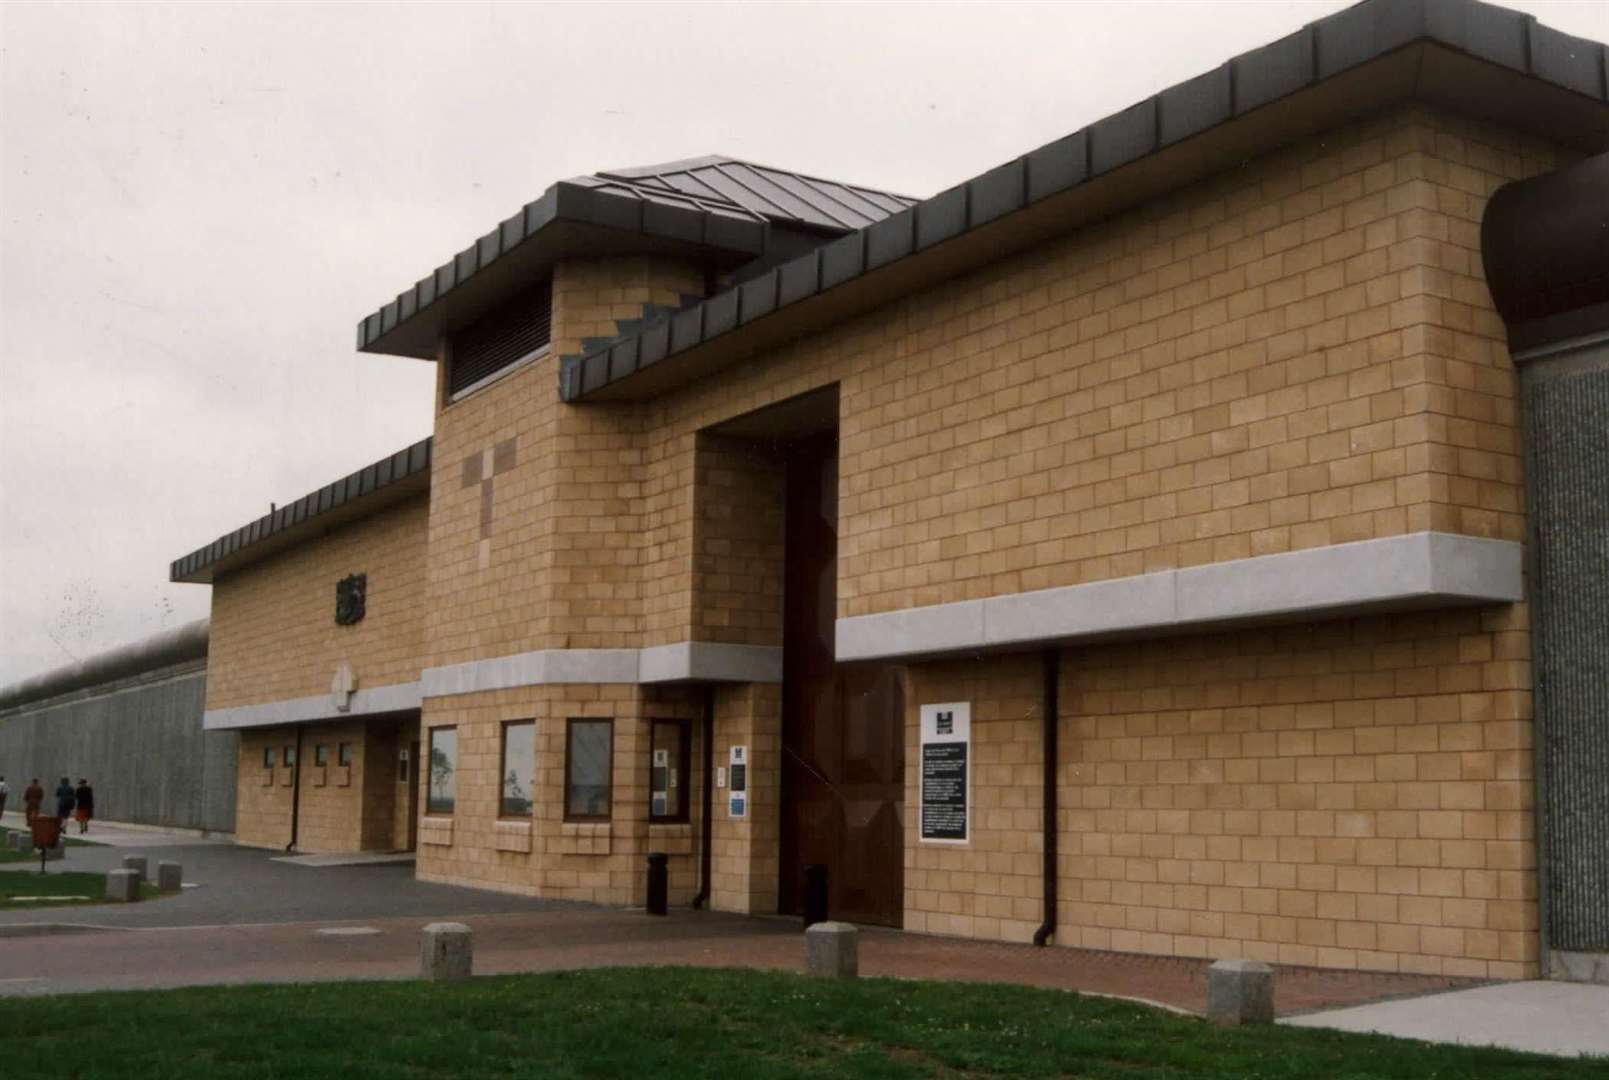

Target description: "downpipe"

left=1033, top=648, right=1059, bottom=947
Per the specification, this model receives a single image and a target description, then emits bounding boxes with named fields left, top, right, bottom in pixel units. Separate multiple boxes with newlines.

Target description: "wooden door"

left=779, top=434, right=904, bottom=926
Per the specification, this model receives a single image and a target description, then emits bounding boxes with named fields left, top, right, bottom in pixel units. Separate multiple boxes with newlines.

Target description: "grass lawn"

left=0, top=967, right=1595, bottom=1078
left=0, top=869, right=159, bottom=905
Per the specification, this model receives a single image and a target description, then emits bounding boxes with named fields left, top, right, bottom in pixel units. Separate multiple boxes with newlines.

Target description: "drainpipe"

left=691, top=685, right=716, bottom=910
left=1033, top=648, right=1059, bottom=947
left=286, top=726, right=304, bottom=853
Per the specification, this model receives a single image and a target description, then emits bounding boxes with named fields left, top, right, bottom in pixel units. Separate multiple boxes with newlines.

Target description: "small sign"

left=728, top=745, right=748, bottom=819
left=920, top=702, right=970, bottom=843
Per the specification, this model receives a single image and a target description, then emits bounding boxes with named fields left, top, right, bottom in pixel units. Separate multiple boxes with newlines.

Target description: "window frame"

left=314, top=744, right=329, bottom=767
left=426, top=726, right=458, bottom=817
left=282, top=745, right=296, bottom=768
left=498, top=720, right=537, bottom=819
left=262, top=747, right=274, bottom=769
left=337, top=742, right=353, bottom=767
left=648, top=719, right=693, bottom=824
left=563, top=718, right=614, bottom=823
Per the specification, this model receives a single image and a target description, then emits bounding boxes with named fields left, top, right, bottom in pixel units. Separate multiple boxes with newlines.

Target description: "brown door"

left=779, top=434, right=905, bottom=926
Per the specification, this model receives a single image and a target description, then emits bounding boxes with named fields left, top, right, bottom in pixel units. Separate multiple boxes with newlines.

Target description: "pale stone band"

left=836, top=532, right=1523, bottom=663
left=205, top=534, right=1521, bottom=728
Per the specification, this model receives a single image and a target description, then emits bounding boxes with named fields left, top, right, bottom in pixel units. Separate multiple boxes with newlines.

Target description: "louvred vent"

left=448, top=282, right=552, bottom=396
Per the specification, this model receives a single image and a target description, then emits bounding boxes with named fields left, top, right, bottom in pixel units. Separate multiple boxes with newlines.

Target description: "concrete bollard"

left=804, top=921, right=859, bottom=978
left=156, top=862, right=182, bottom=892
left=9, top=833, right=27, bottom=852
left=122, top=855, right=149, bottom=881
left=105, top=869, right=141, bottom=903
left=420, top=922, right=473, bottom=981
left=1206, top=958, right=1275, bottom=1025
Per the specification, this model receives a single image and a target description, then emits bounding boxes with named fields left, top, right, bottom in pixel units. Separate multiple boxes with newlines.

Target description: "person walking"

left=23, top=778, right=44, bottom=825
left=54, top=777, right=75, bottom=822
left=0, top=776, right=9, bottom=822
left=73, top=778, right=94, bottom=834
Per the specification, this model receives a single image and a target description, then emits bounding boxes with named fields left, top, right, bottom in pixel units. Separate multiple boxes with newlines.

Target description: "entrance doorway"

left=777, top=432, right=905, bottom=926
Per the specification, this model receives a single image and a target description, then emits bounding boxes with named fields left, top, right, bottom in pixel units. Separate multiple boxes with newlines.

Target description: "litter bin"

left=30, top=815, right=61, bottom=852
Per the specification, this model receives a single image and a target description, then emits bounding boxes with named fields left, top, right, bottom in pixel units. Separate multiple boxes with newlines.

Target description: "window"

left=398, top=748, right=411, bottom=784
left=565, top=719, right=613, bottom=821
left=282, top=745, right=296, bottom=767
left=338, top=742, right=353, bottom=767
left=447, top=282, right=552, bottom=399
left=314, top=744, right=329, bottom=767
left=500, top=721, right=536, bottom=817
left=427, top=727, right=457, bottom=815
left=262, top=747, right=274, bottom=769
left=649, top=720, right=691, bottom=823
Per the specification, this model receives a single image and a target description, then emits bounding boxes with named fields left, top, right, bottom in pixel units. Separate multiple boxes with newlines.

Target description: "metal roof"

left=559, top=0, right=1609, bottom=403
left=170, top=437, right=432, bottom=585
left=577, top=156, right=916, bottom=233
left=355, top=157, right=915, bottom=360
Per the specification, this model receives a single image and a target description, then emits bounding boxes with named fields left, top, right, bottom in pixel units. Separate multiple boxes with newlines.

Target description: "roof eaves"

left=356, top=179, right=769, bottom=356
left=170, top=437, right=433, bottom=585
left=560, top=0, right=1609, bottom=403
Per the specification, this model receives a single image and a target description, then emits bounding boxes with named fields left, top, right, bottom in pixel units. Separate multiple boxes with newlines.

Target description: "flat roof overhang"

left=356, top=183, right=768, bottom=360
left=170, top=438, right=432, bottom=585
left=563, top=5, right=1609, bottom=403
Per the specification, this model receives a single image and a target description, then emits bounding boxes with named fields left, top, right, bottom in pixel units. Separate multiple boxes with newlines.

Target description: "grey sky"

left=2, top=0, right=1604, bottom=687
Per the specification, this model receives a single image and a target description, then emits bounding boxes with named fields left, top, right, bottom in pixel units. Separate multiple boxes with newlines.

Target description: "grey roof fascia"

left=357, top=180, right=770, bottom=360
left=170, top=436, right=433, bottom=585
left=561, top=0, right=1609, bottom=404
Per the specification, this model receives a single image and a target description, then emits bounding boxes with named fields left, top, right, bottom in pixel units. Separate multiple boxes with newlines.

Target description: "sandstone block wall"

left=207, top=495, right=428, bottom=711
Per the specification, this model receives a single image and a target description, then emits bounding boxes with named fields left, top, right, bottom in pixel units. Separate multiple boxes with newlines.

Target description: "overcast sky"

left=2, top=1, right=1604, bottom=688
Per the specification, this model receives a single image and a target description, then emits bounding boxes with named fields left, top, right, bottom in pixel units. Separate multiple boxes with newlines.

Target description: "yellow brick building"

left=173, top=0, right=1609, bottom=983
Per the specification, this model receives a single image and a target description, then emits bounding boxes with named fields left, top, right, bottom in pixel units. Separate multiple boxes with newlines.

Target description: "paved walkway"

left=0, top=902, right=1478, bottom=1016
left=0, top=833, right=569, bottom=931
left=1284, top=979, right=1609, bottom=1058
left=0, top=812, right=229, bottom=849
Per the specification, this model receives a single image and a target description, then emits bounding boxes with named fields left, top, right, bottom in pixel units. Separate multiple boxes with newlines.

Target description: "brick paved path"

left=0, top=906, right=1481, bottom=1013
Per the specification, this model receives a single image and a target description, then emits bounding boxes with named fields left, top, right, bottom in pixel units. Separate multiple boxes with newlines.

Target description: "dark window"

left=262, top=747, right=274, bottom=769
left=650, top=720, right=691, bottom=822
left=447, top=282, right=552, bottom=398
left=427, top=728, right=457, bottom=815
left=500, top=721, right=536, bottom=817
left=398, top=748, right=411, bottom=784
left=282, top=745, right=296, bottom=767
left=338, top=742, right=353, bottom=767
left=565, top=719, right=613, bottom=821
left=314, top=744, right=329, bottom=767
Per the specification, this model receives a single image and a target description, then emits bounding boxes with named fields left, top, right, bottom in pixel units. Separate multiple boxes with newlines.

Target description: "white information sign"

left=728, top=745, right=748, bottom=819
left=919, top=702, right=971, bottom=844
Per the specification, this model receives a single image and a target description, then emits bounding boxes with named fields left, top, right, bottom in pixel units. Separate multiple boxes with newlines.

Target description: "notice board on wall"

left=919, top=702, right=970, bottom=843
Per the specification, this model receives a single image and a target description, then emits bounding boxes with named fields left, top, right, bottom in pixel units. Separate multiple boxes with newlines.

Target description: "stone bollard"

left=420, top=922, right=473, bottom=981
left=804, top=921, right=859, bottom=978
left=156, top=862, right=182, bottom=892
left=105, top=869, right=141, bottom=903
left=9, top=832, right=27, bottom=852
left=122, top=855, right=149, bottom=882
left=1206, top=959, right=1274, bottom=1025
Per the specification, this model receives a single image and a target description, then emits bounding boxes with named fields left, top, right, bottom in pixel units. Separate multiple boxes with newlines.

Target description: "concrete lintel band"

left=203, top=680, right=424, bottom=732
left=836, top=532, right=1524, bottom=664
left=418, top=641, right=785, bottom=700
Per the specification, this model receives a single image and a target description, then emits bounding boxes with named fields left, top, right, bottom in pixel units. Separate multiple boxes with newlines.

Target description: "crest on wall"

left=335, top=573, right=367, bottom=625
